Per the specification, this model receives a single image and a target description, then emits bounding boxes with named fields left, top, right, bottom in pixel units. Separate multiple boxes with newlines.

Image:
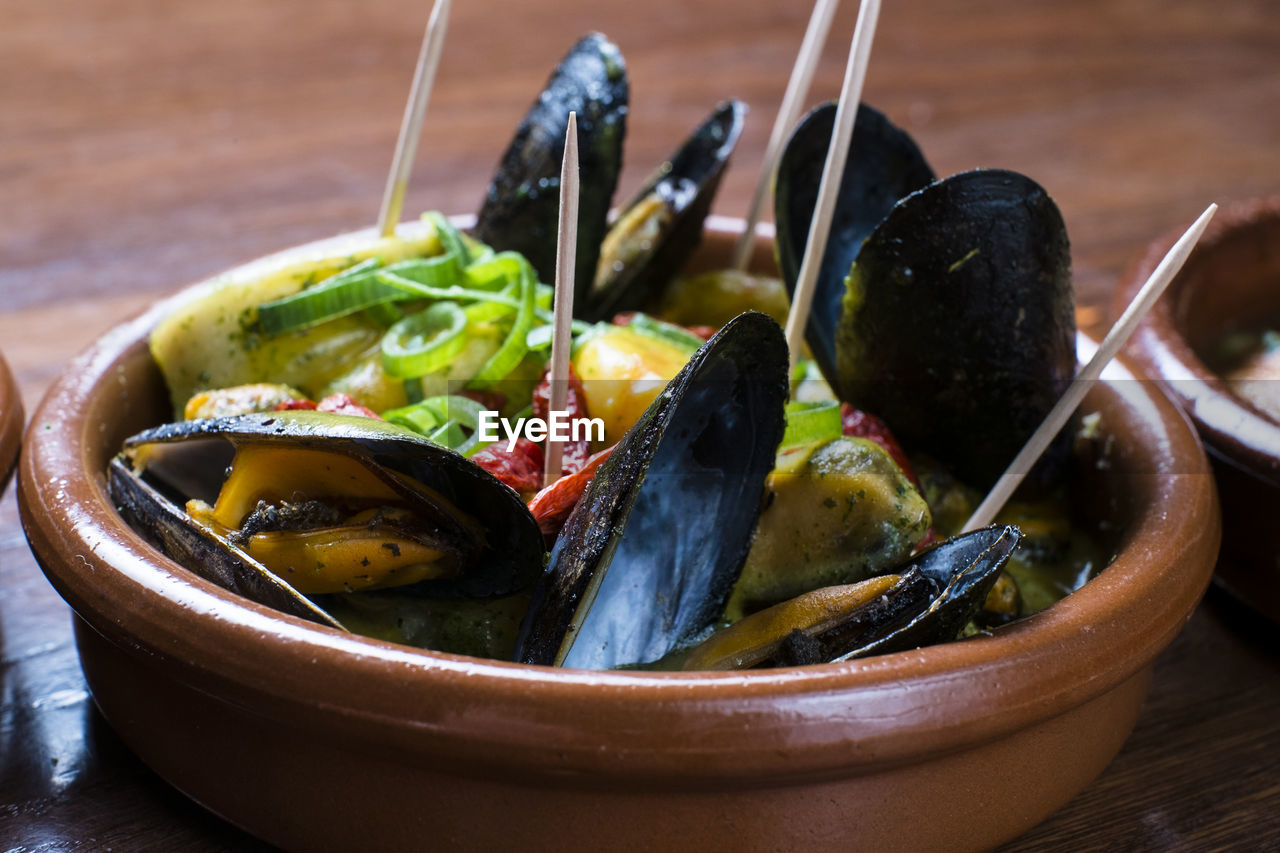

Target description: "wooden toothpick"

left=731, top=0, right=840, bottom=272
left=376, top=0, right=452, bottom=238
left=544, top=112, right=580, bottom=488
left=961, top=203, right=1218, bottom=533
left=782, top=0, right=882, bottom=378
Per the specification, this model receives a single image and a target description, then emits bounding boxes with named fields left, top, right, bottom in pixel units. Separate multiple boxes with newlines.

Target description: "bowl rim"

left=0, top=352, right=22, bottom=492
left=1116, top=195, right=1280, bottom=487
left=20, top=218, right=1220, bottom=784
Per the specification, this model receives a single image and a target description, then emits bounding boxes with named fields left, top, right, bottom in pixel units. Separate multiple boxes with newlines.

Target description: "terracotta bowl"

left=0, top=352, right=22, bottom=492
left=1115, top=197, right=1280, bottom=623
left=20, top=219, right=1219, bottom=853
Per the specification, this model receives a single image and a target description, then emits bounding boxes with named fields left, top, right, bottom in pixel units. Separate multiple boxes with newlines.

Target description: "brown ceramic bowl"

left=0, top=352, right=22, bottom=492
left=21, top=219, right=1219, bottom=853
left=1115, top=197, right=1280, bottom=623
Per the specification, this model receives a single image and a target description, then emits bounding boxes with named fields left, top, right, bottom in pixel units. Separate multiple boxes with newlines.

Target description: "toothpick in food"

left=376, top=0, right=452, bottom=238
left=781, top=0, right=882, bottom=379
left=544, top=112, right=581, bottom=487
left=961, top=203, right=1218, bottom=532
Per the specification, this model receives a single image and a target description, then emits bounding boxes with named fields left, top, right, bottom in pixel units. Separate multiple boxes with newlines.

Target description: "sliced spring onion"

left=364, top=301, right=405, bottom=327
left=467, top=256, right=537, bottom=389
left=426, top=212, right=471, bottom=267
left=382, top=302, right=468, bottom=379
left=780, top=400, right=842, bottom=452
left=258, top=255, right=463, bottom=334
left=526, top=319, right=593, bottom=351
left=383, top=395, right=493, bottom=456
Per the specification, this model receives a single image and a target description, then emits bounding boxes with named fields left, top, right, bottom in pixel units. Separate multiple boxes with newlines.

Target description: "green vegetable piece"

left=382, top=302, right=468, bottom=378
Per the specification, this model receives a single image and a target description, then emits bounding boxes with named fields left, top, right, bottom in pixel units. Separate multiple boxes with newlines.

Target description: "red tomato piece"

left=527, top=446, right=615, bottom=546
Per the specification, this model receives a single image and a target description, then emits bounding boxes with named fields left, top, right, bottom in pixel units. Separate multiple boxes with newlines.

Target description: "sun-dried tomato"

left=459, top=389, right=506, bottom=412
left=315, top=393, right=382, bottom=420
left=472, top=438, right=545, bottom=495
left=274, top=399, right=318, bottom=411
left=527, top=446, right=615, bottom=546
left=532, top=363, right=592, bottom=477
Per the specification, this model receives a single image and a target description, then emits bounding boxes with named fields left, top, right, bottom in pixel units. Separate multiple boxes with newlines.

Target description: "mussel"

left=474, top=33, right=628, bottom=309
left=515, top=311, right=789, bottom=669
left=587, top=100, right=747, bottom=321
left=834, top=168, right=1076, bottom=490
left=109, top=411, right=546, bottom=626
left=681, top=525, right=1022, bottom=669
left=475, top=35, right=745, bottom=323
left=775, top=102, right=935, bottom=382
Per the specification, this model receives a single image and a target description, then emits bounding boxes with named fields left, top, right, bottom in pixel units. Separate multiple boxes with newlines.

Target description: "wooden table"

left=3, top=0, right=1278, bottom=848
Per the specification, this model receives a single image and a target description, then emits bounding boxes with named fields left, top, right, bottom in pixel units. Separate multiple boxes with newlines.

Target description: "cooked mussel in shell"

left=110, top=411, right=546, bottom=621
left=835, top=168, right=1076, bottom=490
left=775, top=102, right=935, bottom=382
left=515, top=312, right=790, bottom=669
left=681, top=525, right=1022, bottom=669
left=474, top=33, right=628, bottom=310
left=587, top=100, right=747, bottom=321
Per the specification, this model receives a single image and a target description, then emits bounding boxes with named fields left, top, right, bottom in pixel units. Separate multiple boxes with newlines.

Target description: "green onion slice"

left=383, top=395, right=493, bottom=456
left=466, top=256, right=537, bottom=389
left=382, top=302, right=468, bottom=379
left=780, top=400, right=842, bottom=451
left=426, top=212, right=471, bottom=267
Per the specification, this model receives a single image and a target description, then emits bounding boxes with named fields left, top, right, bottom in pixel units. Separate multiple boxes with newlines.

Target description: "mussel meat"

left=587, top=100, right=747, bottom=321
left=110, top=411, right=547, bottom=625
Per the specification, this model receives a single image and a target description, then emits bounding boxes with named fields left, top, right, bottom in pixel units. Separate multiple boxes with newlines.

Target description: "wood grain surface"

left=2, top=0, right=1278, bottom=849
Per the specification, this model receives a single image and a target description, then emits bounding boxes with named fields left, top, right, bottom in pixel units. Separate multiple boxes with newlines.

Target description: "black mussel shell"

left=835, top=168, right=1075, bottom=490
left=586, top=100, right=747, bottom=321
left=516, top=312, right=789, bottom=669
left=109, top=456, right=347, bottom=629
left=832, top=525, right=1022, bottom=661
left=775, top=102, right=934, bottom=383
left=474, top=33, right=628, bottom=309
left=116, top=411, right=546, bottom=600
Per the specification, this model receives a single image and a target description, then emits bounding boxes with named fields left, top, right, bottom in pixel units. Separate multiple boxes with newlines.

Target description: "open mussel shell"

left=474, top=33, right=628, bottom=307
left=586, top=100, right=747, bottom=321
left=775, top=102, right=934, bottom=382
left=835, top=168, right=1076, bottom=490
left=114, top=411, right=546, bottom=602
left=515, top=311, right=789, bottom=669
left=831, top=524, right=1022, bottom=662
left=109, top=456, right=347, bottom=629
left=681, top=525, right=1021, bottom=669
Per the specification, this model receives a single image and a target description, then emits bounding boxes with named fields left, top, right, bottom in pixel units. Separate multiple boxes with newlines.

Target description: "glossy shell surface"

left=774, top=102, right=934, bottom=382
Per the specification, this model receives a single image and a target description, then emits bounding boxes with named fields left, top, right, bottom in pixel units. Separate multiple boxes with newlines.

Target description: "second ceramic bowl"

left=1116, top=197, right=1280, bottom=622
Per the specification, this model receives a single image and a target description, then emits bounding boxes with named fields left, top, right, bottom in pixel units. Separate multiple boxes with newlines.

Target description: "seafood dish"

left=107, top=33, right=1110, bottom=671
